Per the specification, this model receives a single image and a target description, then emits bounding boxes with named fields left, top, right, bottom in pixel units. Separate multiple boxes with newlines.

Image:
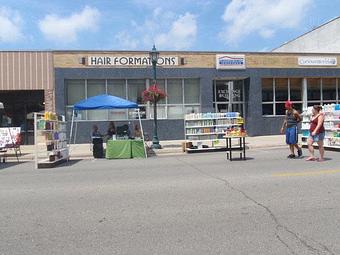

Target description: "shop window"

left=66, top=107, right=86, bottom=121
left=185, top=106, right=200, bottom=114
left=216, top=104, right=229, bottom=113
left=290, top=78, right=302, bottom=101
left=308, top=102, right=321, bottom=107
left=275, top=78, right=288, bottom=101
left=232, top=80, right=243, bottom=102
left=184, top=78, right=200, bottom=104
left=307, top=78, right=321, bottom=101
left=168, top=105, right=184, bottom=119
left=232, top=103, right=244, bottom=116
left=149, top=105, right=166, bottom=119
left=262, top=78, right=273, bottom=102
left=128, top=79, right=145, bottom=104
left=108, top=109, right=127, bottom=120
left=107, top=79, right=126, bottom=98
left=128, top=107, right=147, bottom=119
left=88, top=109, right=108, bottom=120
left=322, top=78, right=336, bottom=101
left=66, top=78, right=200, bottom=121
left=293, top=103, right=303, bottom=113
left=87, top=79, right=106, bottom=97
left=67, top=79, right=85, bottom=105
left=262, top=104, right=273, bottom=115
left=213, top=80, right=245, bottom=116
left=215, top=81, right=229, bottom=102
left=167, top=79, right=183, bottom=104
left=156, top=79, right=166, bottom=104
left=275, top=103, right=286, bottom=115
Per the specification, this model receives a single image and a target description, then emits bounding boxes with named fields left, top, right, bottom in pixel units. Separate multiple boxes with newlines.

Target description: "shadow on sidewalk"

left=0, top=161, right=26, bottom=170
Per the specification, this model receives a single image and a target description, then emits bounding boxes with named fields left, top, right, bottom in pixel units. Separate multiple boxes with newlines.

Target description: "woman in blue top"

left=280, top=101, right=302, bottom=158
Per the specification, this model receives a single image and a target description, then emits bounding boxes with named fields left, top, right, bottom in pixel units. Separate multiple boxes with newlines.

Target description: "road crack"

left=176, top=157, right=335, bottom=255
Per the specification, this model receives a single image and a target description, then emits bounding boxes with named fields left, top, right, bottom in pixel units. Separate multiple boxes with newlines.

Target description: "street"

left=1, top=148, right=340, bottom=255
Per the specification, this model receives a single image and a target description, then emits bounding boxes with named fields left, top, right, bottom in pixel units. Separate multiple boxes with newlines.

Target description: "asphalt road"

left=1, top=148, right=340, bottom=255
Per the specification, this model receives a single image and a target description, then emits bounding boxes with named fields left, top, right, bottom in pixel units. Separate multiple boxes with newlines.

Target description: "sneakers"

left=287, top=154, right=296, bottom=159
left=297, top=148, right=303, bottom=157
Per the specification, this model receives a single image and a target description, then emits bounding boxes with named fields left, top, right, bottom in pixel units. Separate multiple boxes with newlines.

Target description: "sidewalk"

left=7, top=135, right=288, bottom=161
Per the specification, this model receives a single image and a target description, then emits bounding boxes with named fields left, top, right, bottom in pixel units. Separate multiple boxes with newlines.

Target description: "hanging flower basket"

left=142, top=84, right=166, bottom=104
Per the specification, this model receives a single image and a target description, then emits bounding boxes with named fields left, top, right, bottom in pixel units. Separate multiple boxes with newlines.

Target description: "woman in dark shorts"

left=306, top=105, right=325, bottom=162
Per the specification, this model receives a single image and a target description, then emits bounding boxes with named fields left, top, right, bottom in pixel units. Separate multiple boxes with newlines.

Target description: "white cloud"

left=115, top=31, right=139, bottom=50
left=155, top=13, right=197, bottom=50
left=132, top=0, right=212, bottom=9
left=219, top=0, right=313, bottom=45
left=38, top=6, right=100, bottom=43
left=115, top=10, right=197, bottom=50
left=0, top=7, right=23, bottom=42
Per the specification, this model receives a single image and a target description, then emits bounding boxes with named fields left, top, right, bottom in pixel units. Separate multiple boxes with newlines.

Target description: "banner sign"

left=298, top=57, right=337, bottom=66
left=0, top=127, right=21, bottom=148
left=216, top=54, right=246, bottom=69
left=88, top=56, right=179, bottom=66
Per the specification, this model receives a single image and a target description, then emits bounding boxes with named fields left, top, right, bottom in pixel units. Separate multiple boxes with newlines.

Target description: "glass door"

left=213, top=79, right=245, bottom=116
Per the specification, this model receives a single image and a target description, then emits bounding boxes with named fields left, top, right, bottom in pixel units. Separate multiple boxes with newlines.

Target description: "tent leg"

left=74, top=121, right=78, bottom=144
left=137, top=109, right=147, bottom=158
left=69, top=109, right=75, bottom=144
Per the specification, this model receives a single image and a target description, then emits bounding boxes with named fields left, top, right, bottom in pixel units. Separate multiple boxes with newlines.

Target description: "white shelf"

left=185, top=124, right=241, bottom=128
left=184, top=112, right=245, bottom=153
left=185, top=117, right=241, bottom=121
left=35, top=113, right=69, bottom=169
left=324, top=119, right=340, bottom=122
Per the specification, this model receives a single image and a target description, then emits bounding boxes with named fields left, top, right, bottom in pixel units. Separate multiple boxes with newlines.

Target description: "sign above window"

left=298, top=56, right=337, bottom=66
left=216, top=54, right=246, bottom=70
left=87, top=56, right=179, bottom=66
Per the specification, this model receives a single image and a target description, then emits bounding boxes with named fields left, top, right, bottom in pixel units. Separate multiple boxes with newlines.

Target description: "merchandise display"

left=301, top=104, right=340, bottom=149
left=34, top=112, right=69, bottom=168
left=184, top=112, right=246, bottom=152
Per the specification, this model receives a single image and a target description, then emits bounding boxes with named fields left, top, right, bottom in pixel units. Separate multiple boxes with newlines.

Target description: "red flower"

left=142, top=84, right=166, bottom=104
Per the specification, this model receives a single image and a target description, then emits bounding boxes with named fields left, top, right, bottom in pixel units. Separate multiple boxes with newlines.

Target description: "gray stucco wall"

left=55, top=67, right=340, bottom=143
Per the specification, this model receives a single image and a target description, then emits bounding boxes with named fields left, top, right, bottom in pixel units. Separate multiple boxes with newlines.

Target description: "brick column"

left=44, top=89, right=55, bottom=112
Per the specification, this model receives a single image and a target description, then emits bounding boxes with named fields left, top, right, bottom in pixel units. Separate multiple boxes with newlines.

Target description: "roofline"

left=1, top=50, right=340, bottom=55
left=271, top=16, right=340, bottom=52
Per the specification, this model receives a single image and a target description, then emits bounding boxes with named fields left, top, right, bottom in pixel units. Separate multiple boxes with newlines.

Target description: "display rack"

left=184, top=112, right=246, bottom=152
left=301, top=104, right=340, bottom=150
left=34, top=112, right=69, bottom=169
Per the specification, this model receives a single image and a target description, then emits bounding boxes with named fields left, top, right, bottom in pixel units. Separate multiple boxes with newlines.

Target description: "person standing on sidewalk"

left=306, top=105, right=325, bottom=162
left=280, top=101, right=302, bottom=158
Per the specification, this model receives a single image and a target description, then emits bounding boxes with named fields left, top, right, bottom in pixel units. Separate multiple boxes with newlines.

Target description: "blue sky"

left=0, top=0, right=339, bottom=52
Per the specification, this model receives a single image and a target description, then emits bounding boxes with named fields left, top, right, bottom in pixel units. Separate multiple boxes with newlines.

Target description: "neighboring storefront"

left=0, top=51, right=54, bottom=144
left=1, top=51, right=340, bottom=143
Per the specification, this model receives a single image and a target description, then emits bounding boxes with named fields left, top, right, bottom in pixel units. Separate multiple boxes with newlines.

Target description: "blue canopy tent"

left=69, top=94, right=146, bottom=157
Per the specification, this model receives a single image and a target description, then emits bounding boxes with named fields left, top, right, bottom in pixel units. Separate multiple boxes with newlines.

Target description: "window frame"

left=262, top=77, right=339, bottom=117
left=66, top=78, right=201, bottom=121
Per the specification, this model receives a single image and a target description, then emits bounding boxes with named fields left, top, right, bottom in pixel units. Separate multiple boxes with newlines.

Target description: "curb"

left=8, top=144, right=289, bottom=162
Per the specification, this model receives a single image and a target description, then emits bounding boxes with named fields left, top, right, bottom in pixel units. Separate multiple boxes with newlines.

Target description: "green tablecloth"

left=131, top=140, right=146, bottom=158
left=106, top=140, right=146, bottom=159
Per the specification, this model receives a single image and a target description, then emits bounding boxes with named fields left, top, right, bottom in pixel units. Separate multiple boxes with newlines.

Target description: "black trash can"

left=92, top=137, right=104, bottom=158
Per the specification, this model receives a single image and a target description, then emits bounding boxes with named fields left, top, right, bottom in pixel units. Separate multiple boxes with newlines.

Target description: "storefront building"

left=0, top=51, right=54, bottom=144
left=1, top=51, right=340, bottom=143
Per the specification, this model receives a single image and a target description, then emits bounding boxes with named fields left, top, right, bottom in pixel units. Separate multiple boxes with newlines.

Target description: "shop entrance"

left=213, top=79, right=245, bottom=116
left=0, top=90, right=45, bottom=144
